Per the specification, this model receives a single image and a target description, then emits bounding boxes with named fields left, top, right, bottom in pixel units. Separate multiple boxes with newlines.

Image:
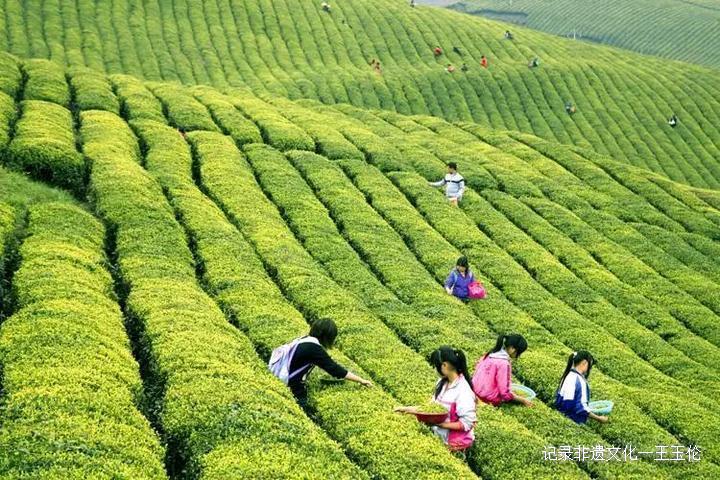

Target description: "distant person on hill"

left=480, top=55, right=488, bottom=68
left=528, top=57, right=540, bottom=68
left=269, top=318, right=373, bottom=408
left=445, top=64, right=455, bottom=73
left=443, top=256, right=475, bottom=302
left=461, top=63, right=469, bottom=72
left=668, top=114, right=678, bottom=128
left=555, top=350, right=608, bottom=424
left=410, top=0, right=416, bottom=7
left=321, top=1, right=331, bottom=13
left=396, top=346, right=476, bottom=451
left=504, top=30, right=514, bottom=40
left=429, top=161, right=465, bottom=206
left=453, top=46, right=463, bottom=56
left=565, top=102, right=576, bottom=115
left=472, top=334, right=533, bottom=407
left=434, top=46, right=443, bottom=57
left=374, top=61, right=382, bottom=74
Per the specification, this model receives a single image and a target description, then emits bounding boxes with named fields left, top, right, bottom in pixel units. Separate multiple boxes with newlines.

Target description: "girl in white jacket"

left=429, top=162, right=465, bottom=206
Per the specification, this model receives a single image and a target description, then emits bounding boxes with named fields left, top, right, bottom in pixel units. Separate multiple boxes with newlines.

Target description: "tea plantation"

left=450, top=0, right=720, bottom=69
left=2, top=0, right=720, bottom=188
left=0, top=2, right=719, bottom=479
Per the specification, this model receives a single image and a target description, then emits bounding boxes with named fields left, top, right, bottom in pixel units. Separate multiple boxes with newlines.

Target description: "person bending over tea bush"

left=472, top=334, right=532, bottom=407
left=555, top=351, right=608, bottom=424
left=269, top=318, right=372, bottom=408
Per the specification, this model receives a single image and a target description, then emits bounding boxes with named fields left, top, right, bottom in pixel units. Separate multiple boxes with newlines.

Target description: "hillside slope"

left=449, top=0, right=720, bottom=69
left=1, top=56, right=719, bottom=479
left=1, top=0, right=720, bottom=188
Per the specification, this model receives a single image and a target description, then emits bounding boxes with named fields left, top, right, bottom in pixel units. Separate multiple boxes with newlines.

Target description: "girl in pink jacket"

left=472, top=334, right=533, bottom=407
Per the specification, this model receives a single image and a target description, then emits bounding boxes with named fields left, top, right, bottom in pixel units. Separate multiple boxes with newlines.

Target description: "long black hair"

left=485, top=334, right=528, bottom=359
left=430, top=346, right=470, bottom=398
left=309, top=318, right=338, bottom=349
left=556, top=350, right=595, bottom=392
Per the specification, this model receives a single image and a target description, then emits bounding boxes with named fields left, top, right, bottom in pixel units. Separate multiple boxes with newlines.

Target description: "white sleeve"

left=430, top=177, right=447, bottom=187
left=558, top=373, right=575, bottom=400
left=579, top=378, right=591, bottom=412
left=456, top=387, right=477, bottom=431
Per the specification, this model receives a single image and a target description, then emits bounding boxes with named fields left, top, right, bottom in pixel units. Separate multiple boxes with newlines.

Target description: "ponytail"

left=556, top=352, right=576, bottom=393
left=431, top=346, right=471, bottom=398
left=455, top=349, right=469, bottom=380
left=556, top=350, right=595, bottom=393
left=488, top=335, right=505, bottom=356
left=485, top=333, right=528, bottom=359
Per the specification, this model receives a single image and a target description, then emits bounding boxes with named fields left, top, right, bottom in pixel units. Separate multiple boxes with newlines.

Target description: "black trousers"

left=292, top=383, right=310, bottom=410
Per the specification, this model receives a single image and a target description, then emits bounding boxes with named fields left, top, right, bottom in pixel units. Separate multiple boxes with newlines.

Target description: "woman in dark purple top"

left=444, top=256, right=475, bottom=302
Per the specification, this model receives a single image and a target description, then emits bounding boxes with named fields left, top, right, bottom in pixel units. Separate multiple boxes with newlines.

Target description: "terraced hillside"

left=449, top=0, right=720, bottom=69
left=1, top=54, right=720, bottom=479
left=1, top=0, right=720, bottom=188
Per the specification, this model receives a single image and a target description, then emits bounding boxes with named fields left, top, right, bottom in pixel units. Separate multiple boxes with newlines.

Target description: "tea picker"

left=443, top=256, right=487, bottom=303
left=269, top=318, right=372, bottom=409
left=555, top=351, right=611, bottom=424
left=472, top=334, right=533, bottom=407
left=395, top=347, right=477, bottom=453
